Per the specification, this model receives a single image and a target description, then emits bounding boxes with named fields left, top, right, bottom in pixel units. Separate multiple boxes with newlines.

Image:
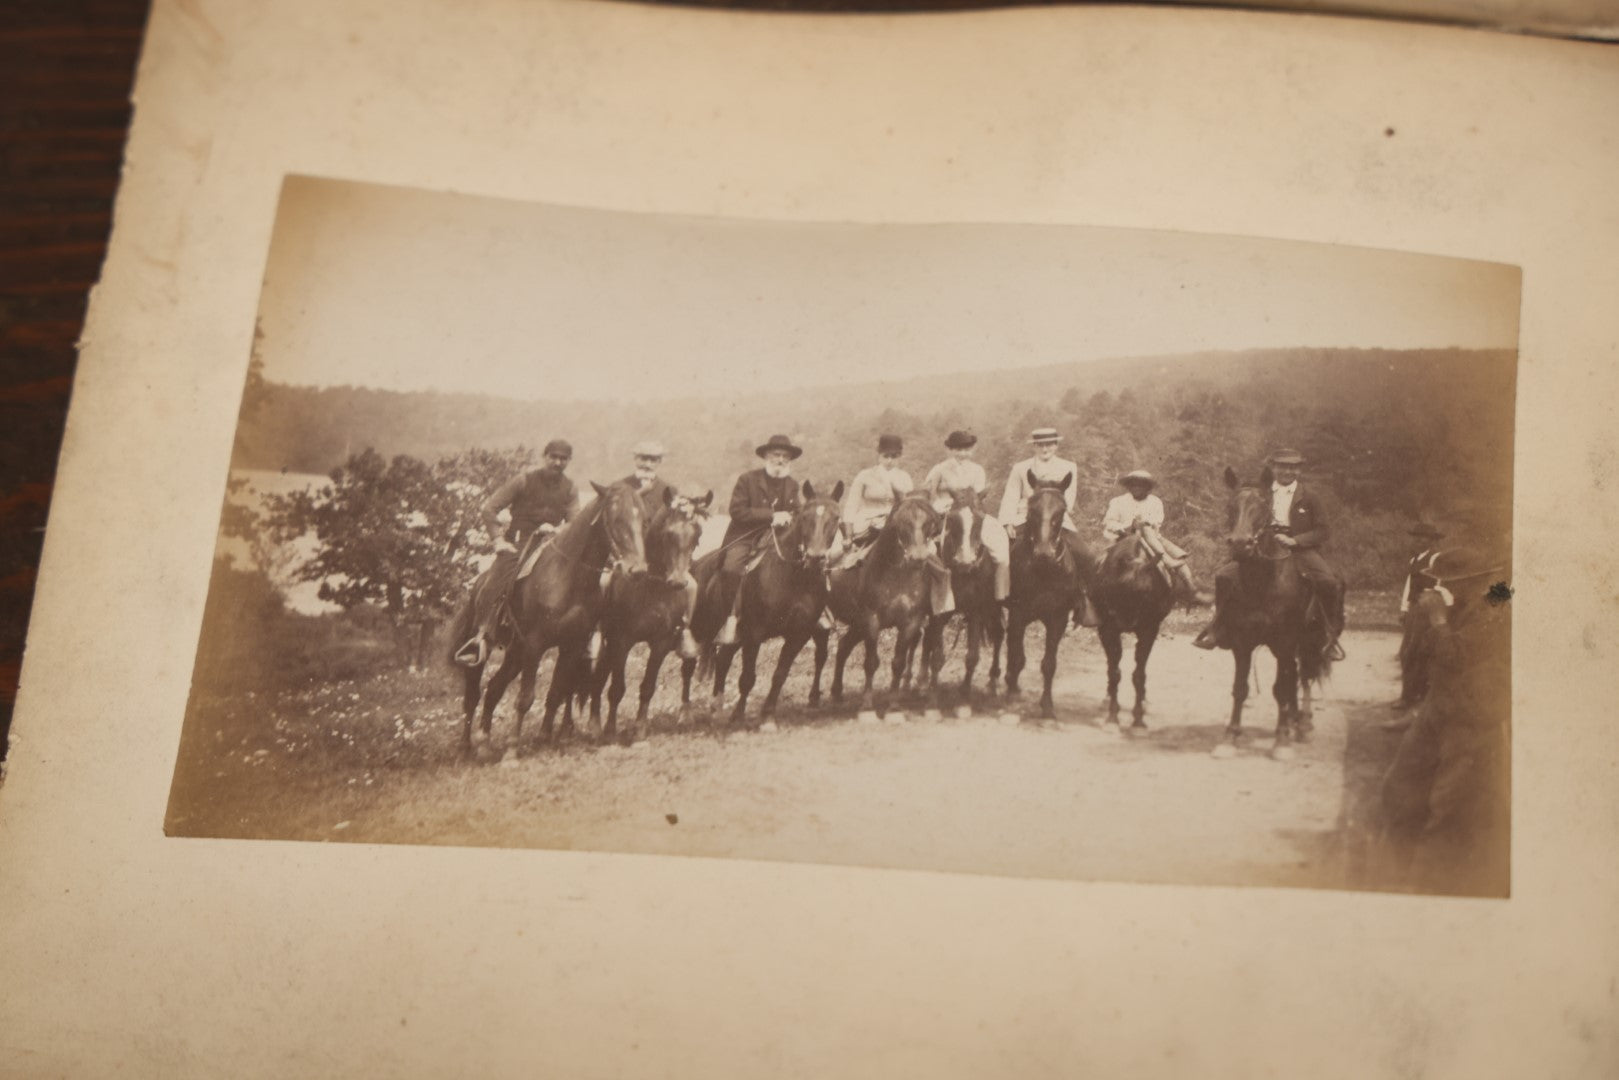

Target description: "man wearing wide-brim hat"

left=715, top=434, right=806, bottom=643
left=998, top=427, right=1099, bottom=626
left=1100, top=470, right=1200, bottom=601
left=1193, top=448, right=1346, bottom=659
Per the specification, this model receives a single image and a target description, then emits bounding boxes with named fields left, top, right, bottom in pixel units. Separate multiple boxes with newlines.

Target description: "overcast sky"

left=255, top=176, right=1520, bottom=400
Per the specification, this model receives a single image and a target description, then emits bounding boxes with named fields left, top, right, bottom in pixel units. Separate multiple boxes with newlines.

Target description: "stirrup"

left=1324, top=640, right=1346, bottom=662
left=1191, top=627, right=1220, bottom=651
left=454, top=636, right=489, bottom=667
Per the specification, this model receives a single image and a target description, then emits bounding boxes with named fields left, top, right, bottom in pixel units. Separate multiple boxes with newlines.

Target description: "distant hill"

left=231, top=346, right=1515, bottom=588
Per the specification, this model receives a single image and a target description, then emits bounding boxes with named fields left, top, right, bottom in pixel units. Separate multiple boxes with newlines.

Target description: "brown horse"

left=1092, top=523, right=1175, bottom=731
left=1213, top=466, right=1333, bottom=760
left=683, top=480, right=843, bottom=729
left=920, top=493, right=1003, bottom=717
left=1004, top=475, right=1090, bottom=720
left=827, top=494, right=941, bottom=721
left=587, top=488, right=713, bottom=744
left=449, top=480, right=648, bottom=757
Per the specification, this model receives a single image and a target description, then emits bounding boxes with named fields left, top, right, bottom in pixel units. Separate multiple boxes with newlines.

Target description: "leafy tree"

left=261, top=445, right=535, bottom=668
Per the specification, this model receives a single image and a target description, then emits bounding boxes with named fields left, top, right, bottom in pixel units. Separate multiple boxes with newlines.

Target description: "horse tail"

left=1299, top=615, right=1333, bottom=686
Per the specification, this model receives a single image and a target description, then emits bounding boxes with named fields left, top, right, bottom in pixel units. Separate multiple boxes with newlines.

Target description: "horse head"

left=648, top=486, right=710, bottom=586
left=942, top=491, right=984, bottom=569
left=592, top=480, right=649, bottom=577
left=1222, top=465, right=1280, bottom=562
left=794, top=480, right=845, bottom=569
left=887, top=494, right=941, bottom=566
left=1026, top=471, right=1072, bottom=566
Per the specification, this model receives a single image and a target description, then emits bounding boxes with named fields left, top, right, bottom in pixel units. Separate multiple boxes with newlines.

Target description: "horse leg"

left=513, top=655, right=539, bottom=747
left=1215, top=645, right=1253, bottom=757
left=760, top=630, right=810, bottom=726
left=1099, top=622, right=1124, bottom=728
left=924, top=616, right=950, bottom=716
left=1039, top=613, right=1063, bottom=720
left=986, top=609, right=1004, bottom=695
left=480, top=647, right=525, bottom=747
left=637, top=643, right=671, bottom=737
left=889, top=620, right=924, bottom=721
left=956, top=616, right=978, bottom=713
left=808, top=625, right=829, bottom=711
left=1272, top=649, right=1300, bottom=761
left=832, top=627, right=860, bottom=704
left=860, top=615, right=883, bottom=720
left=460, top=664, right=483, bottom=758
left=1130, top=625, right=1159, bottom=730
left=729, top=637, right=761, bottom=729
left=711, top=642, right=738, bottom=710
left=603, top=641, right=631, bottom=744
left=1004, top=609, right=1027, bottom=701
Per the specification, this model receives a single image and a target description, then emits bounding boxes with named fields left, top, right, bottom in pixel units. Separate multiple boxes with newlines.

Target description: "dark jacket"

left=1402, top=549, right=1440, bottom=608
left=1275, top=483, right=1330, bottom=549
left=618, top=475, right=672, bottom=520
left=485, top=467, right=580, bottom=542
left=721, top=468, right=802, bottom=548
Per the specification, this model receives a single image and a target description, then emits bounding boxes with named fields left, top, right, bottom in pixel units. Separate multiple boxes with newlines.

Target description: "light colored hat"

left=631, top=440, right=666, bottom=458
left=1119, top=470, right=1155, bottom=488
left=1267, top=447, right=1305, bottom=466
left=1029, top=427, right=1062, bottom=444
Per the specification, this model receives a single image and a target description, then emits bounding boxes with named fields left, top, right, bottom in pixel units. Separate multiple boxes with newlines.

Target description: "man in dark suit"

left=715, top=433, right=805, bottom=644
left=1193, top=448, right=1345, bottom=659
left=455, top=438, right=581, bottom=665
left=616, top=439, right=700, bottom=659
left=1393, top=522, right=1446, bottom=712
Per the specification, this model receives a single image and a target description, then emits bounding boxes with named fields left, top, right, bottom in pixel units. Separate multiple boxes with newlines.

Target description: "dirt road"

left=170, top=619, right=1409, bottom=892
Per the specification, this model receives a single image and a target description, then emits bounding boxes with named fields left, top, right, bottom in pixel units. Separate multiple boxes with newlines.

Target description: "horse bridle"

left=772, top=501, right=836, bottom=570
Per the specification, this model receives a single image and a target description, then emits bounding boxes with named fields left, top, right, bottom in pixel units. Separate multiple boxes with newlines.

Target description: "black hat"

left=755, top=434, right=803, bottom=460
left=944, top=430, right=977, bottom=450
left=877, top=434, right=904, bottom=456
left=544, top=438, right=573, bottom=458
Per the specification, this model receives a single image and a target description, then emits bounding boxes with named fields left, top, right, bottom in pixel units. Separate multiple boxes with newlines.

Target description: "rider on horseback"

left=617, top=440, right=701, bottom=661
left=454, top=438, right=580, bottom=666
left=921, top=429, right=1010, bottom=603
left=716, top=433, right=805, bottom=645
left=998, top=427, right=1099, bottom=626
left=1193, top=448, right=1346, bottom=660
left=1101, top=470, right=1200, bottom=602
left=838, top=434, right=914, bottom=566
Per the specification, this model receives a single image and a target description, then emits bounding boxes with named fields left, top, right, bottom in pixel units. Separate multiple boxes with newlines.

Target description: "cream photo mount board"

left=3, top=1, right=1617, bottom=1078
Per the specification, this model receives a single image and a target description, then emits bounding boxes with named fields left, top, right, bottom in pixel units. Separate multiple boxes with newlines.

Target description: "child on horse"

left=1100, top=470, right=1199, bottom=602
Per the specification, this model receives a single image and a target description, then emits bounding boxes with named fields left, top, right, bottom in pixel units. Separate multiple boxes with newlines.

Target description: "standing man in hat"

left=455, top=437, right=581, bottom=665
left=715, top=433, right=805, bottom=644
left=616, top=440, right=701, bottom=660
left=838, top=434, right=914, bottom=566
left=998, top=427, right=1098, bottom=626
left=922, top=430, right=1010, bottom=602
left=1101, top=470, right=1200, bottom=601
left=1392, top=522, right=1447, bottom=712
left=1193, top=448, right=1345, bottom=659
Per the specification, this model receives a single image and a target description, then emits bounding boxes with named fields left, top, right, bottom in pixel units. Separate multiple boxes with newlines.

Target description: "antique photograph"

left=166, top=175, right=1516, bottom=897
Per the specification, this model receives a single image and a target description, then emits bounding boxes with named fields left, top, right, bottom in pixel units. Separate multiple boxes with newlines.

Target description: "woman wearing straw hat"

left=998, top=426, right=1098, bottom=626
left=1101, top=469, right=1199, bottom=601
left=922, top=429, right=1010, bottom=602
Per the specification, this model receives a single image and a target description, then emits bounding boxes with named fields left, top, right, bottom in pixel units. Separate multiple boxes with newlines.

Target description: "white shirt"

left=1102, top=492, right=1164, bottom=541
left=842, top=464, right=913, bottom=533
left=1271, top=480, right=1298, bottom=527
left=998, top=456, right=1080, bottom=529
left=923, top=458, right=988, bottom=514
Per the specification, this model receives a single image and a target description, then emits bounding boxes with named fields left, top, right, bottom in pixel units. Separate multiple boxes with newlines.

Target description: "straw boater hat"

left=877, top=434, right=904, bottom=456
left=1267, top=447, right=1305, bottom=466
left=755, top=434, right=803, bottom=460
left=1119, top=470, right=1155, bottom=489
left=1029, top=427, right=1062, bottom=445
left=945, top=430, right=977, bottom=450
left=632, top=440, right=666, bottom=459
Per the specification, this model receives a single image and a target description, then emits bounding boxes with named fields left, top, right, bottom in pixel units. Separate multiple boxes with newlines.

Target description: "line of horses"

left=448, top=467, right=1333, bottom=763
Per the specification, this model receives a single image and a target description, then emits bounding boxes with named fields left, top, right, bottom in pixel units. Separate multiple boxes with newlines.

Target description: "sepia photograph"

left=165, top=175, right=1516, bottom=897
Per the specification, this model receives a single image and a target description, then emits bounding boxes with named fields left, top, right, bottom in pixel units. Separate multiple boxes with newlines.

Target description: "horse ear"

left=1026, top=468, right=1038, bottom=490
left=1057, top=473, right=1072, bottom=493
left=1223, top=467, right=1239, bottom=491
left=1259, top=466, right=1275, bottom=490
left=663, top=485, right=676, bottom=507
left=802, top=479, right=816, bottom=501
left=591, top=480, right=608, bottom=498
left=694, top=490, right=714, bottom=513
left=831, top=480, right=845, bottom=503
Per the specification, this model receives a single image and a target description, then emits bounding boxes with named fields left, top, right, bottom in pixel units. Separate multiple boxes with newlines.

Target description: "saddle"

left=514, top=530, right=555, bottom=580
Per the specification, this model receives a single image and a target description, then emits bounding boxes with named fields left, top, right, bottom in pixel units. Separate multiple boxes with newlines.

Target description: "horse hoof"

left=1102, top=720, right=1122, bottom=735
left=954, top=705, right=974, bottom=720
left=1211, top=742, right=1237, bottom=759
left=856, top=710, right=880, bottom=724
left=759, top=720, right=778, bottom=733
left=922, top=708, right=943, bottom=723
left=1130, top=721, right=1149, bottom=734
left=1271, top=744, right=1296, bottom=762
left=998, top=712, right=1020, bottom=726
left=884, top=711, right=908, bottom=725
